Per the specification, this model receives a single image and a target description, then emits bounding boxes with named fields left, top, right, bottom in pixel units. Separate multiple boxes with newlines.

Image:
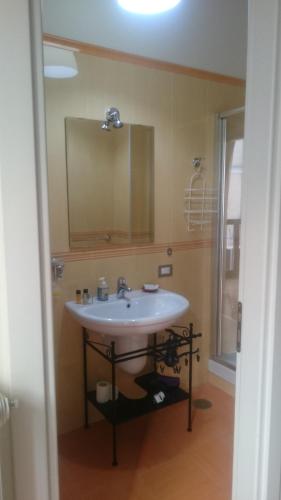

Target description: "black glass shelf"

left=87, top=371, right=189, bottom=425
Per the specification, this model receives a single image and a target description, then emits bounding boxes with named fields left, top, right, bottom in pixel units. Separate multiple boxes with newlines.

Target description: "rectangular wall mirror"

left=65, top=117, right=154, bottom=249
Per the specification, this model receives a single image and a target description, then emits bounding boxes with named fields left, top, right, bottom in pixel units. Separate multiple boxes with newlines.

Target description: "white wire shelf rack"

left=184, top=159, right=218, bottom=232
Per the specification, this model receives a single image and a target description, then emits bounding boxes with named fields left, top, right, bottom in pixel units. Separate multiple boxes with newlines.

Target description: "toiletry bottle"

left=97, top=277, right=109, bottom=301
left=75, top=289, right=82, bottom=304
left=83, top=288, right=91, bottom=304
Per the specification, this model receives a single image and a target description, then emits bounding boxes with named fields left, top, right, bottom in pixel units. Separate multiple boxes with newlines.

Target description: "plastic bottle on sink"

left=97, top=277, right=109, bottom=301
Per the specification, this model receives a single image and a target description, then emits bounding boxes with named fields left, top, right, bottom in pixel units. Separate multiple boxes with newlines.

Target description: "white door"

left=0, top=166, right=14, bottom=500
left=232, top=0, right=281, bottom=498
left=0, top=0, right=59, bottom=499
left=0, top=422, right=13, bottom=500
left=0, top=246, right=14, bottom=499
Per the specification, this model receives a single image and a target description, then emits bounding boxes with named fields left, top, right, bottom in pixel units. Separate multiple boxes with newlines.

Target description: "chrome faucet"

left=117, top=277, right=132, bottom=299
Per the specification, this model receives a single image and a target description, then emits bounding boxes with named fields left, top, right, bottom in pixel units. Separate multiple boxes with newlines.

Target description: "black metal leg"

left=112, top=424, right=117, bottom=467
left=188, top=323, right=193, bottom=432
left=111, top=341, right=118, bottom=466
left=83, top=328, right=89, bottom=429
left=153, top=333, right=157, bottom=373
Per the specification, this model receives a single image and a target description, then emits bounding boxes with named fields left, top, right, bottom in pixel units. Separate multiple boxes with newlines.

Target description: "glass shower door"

left=216, top=109, right=244, bottom=369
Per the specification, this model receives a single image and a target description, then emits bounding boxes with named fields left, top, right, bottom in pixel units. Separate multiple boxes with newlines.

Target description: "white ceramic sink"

left=65, top=289, right=189, bottom=336
left=65, top=289, right=189, bottom=374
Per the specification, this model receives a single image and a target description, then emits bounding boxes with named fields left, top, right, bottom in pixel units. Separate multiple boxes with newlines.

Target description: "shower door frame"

left=215, top=107, right=245, bottom=363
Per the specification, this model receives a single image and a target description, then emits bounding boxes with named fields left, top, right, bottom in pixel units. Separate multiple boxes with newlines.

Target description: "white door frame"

left=233, top=0, right=281, bottom=498
left=0, top=0, right=58, bottom=499
left=1, top=0, right=281, bottom=499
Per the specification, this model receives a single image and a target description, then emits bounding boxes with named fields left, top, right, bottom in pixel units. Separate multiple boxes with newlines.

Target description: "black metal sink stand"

left=82, top=324, right=202, bottom=466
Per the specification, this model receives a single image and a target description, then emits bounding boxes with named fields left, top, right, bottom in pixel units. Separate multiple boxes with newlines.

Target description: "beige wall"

left=45, top=52, right=244, bottom=434
left=53, top=247, right=212, bottom=434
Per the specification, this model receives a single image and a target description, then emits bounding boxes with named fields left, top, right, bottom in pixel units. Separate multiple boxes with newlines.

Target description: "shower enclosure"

left=214, top=108, right=244, bottom=370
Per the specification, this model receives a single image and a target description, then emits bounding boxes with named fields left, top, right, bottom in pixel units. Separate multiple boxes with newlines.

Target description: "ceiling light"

left=117, top=0, right=181, bottom=15
left=43, top=45, right=78, bottom=79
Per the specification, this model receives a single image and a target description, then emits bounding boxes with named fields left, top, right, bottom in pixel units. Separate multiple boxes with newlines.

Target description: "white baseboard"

left=208, top=359, right=236, bottom=385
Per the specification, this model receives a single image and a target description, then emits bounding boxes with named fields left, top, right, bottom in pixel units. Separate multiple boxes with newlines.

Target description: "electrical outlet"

left=158, top=264, right=173, bottom=277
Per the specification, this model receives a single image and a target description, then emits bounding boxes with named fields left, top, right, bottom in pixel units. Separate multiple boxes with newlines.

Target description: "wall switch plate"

left=158, top=264, right=173, bottom=277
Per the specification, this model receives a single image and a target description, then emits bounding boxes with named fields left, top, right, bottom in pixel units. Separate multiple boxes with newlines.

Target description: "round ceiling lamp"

left=43, top=45, right=78, bottom=79
left=117, top=0, right=182, bottom=14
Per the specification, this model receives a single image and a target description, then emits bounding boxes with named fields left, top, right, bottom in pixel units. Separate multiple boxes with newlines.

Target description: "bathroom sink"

left=65, top=289, right=189, bottom=374
left=65, top=289, right=189, bottom=336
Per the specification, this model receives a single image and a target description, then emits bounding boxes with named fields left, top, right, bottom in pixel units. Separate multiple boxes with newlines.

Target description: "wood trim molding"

left=52, top=239, right=212, bottom=262
left=43, top=34, right=245, bottom=87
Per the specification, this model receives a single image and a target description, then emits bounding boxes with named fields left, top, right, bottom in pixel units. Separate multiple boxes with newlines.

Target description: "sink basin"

left=65, top=289, right=189, bottom=336
left=65, top=289, right=189, bottom=374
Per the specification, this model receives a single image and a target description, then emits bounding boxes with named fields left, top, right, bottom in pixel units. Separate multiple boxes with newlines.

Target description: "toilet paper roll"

left=96, top=381, right=110, bottom=403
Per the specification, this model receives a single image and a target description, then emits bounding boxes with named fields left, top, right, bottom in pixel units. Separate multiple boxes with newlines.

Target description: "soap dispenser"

left=97, top=277, right=109, bottom=301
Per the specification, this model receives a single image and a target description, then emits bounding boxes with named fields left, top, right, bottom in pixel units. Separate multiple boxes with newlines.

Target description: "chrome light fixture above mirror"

left=101, top=107, right=124, bottom=131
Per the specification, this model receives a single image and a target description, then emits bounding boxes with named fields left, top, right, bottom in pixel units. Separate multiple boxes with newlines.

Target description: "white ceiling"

left=42, top=0, right=247, bottom=79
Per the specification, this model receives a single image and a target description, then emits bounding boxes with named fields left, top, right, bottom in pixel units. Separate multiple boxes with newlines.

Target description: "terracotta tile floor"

left=59, top=384, right=234, bottom=500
